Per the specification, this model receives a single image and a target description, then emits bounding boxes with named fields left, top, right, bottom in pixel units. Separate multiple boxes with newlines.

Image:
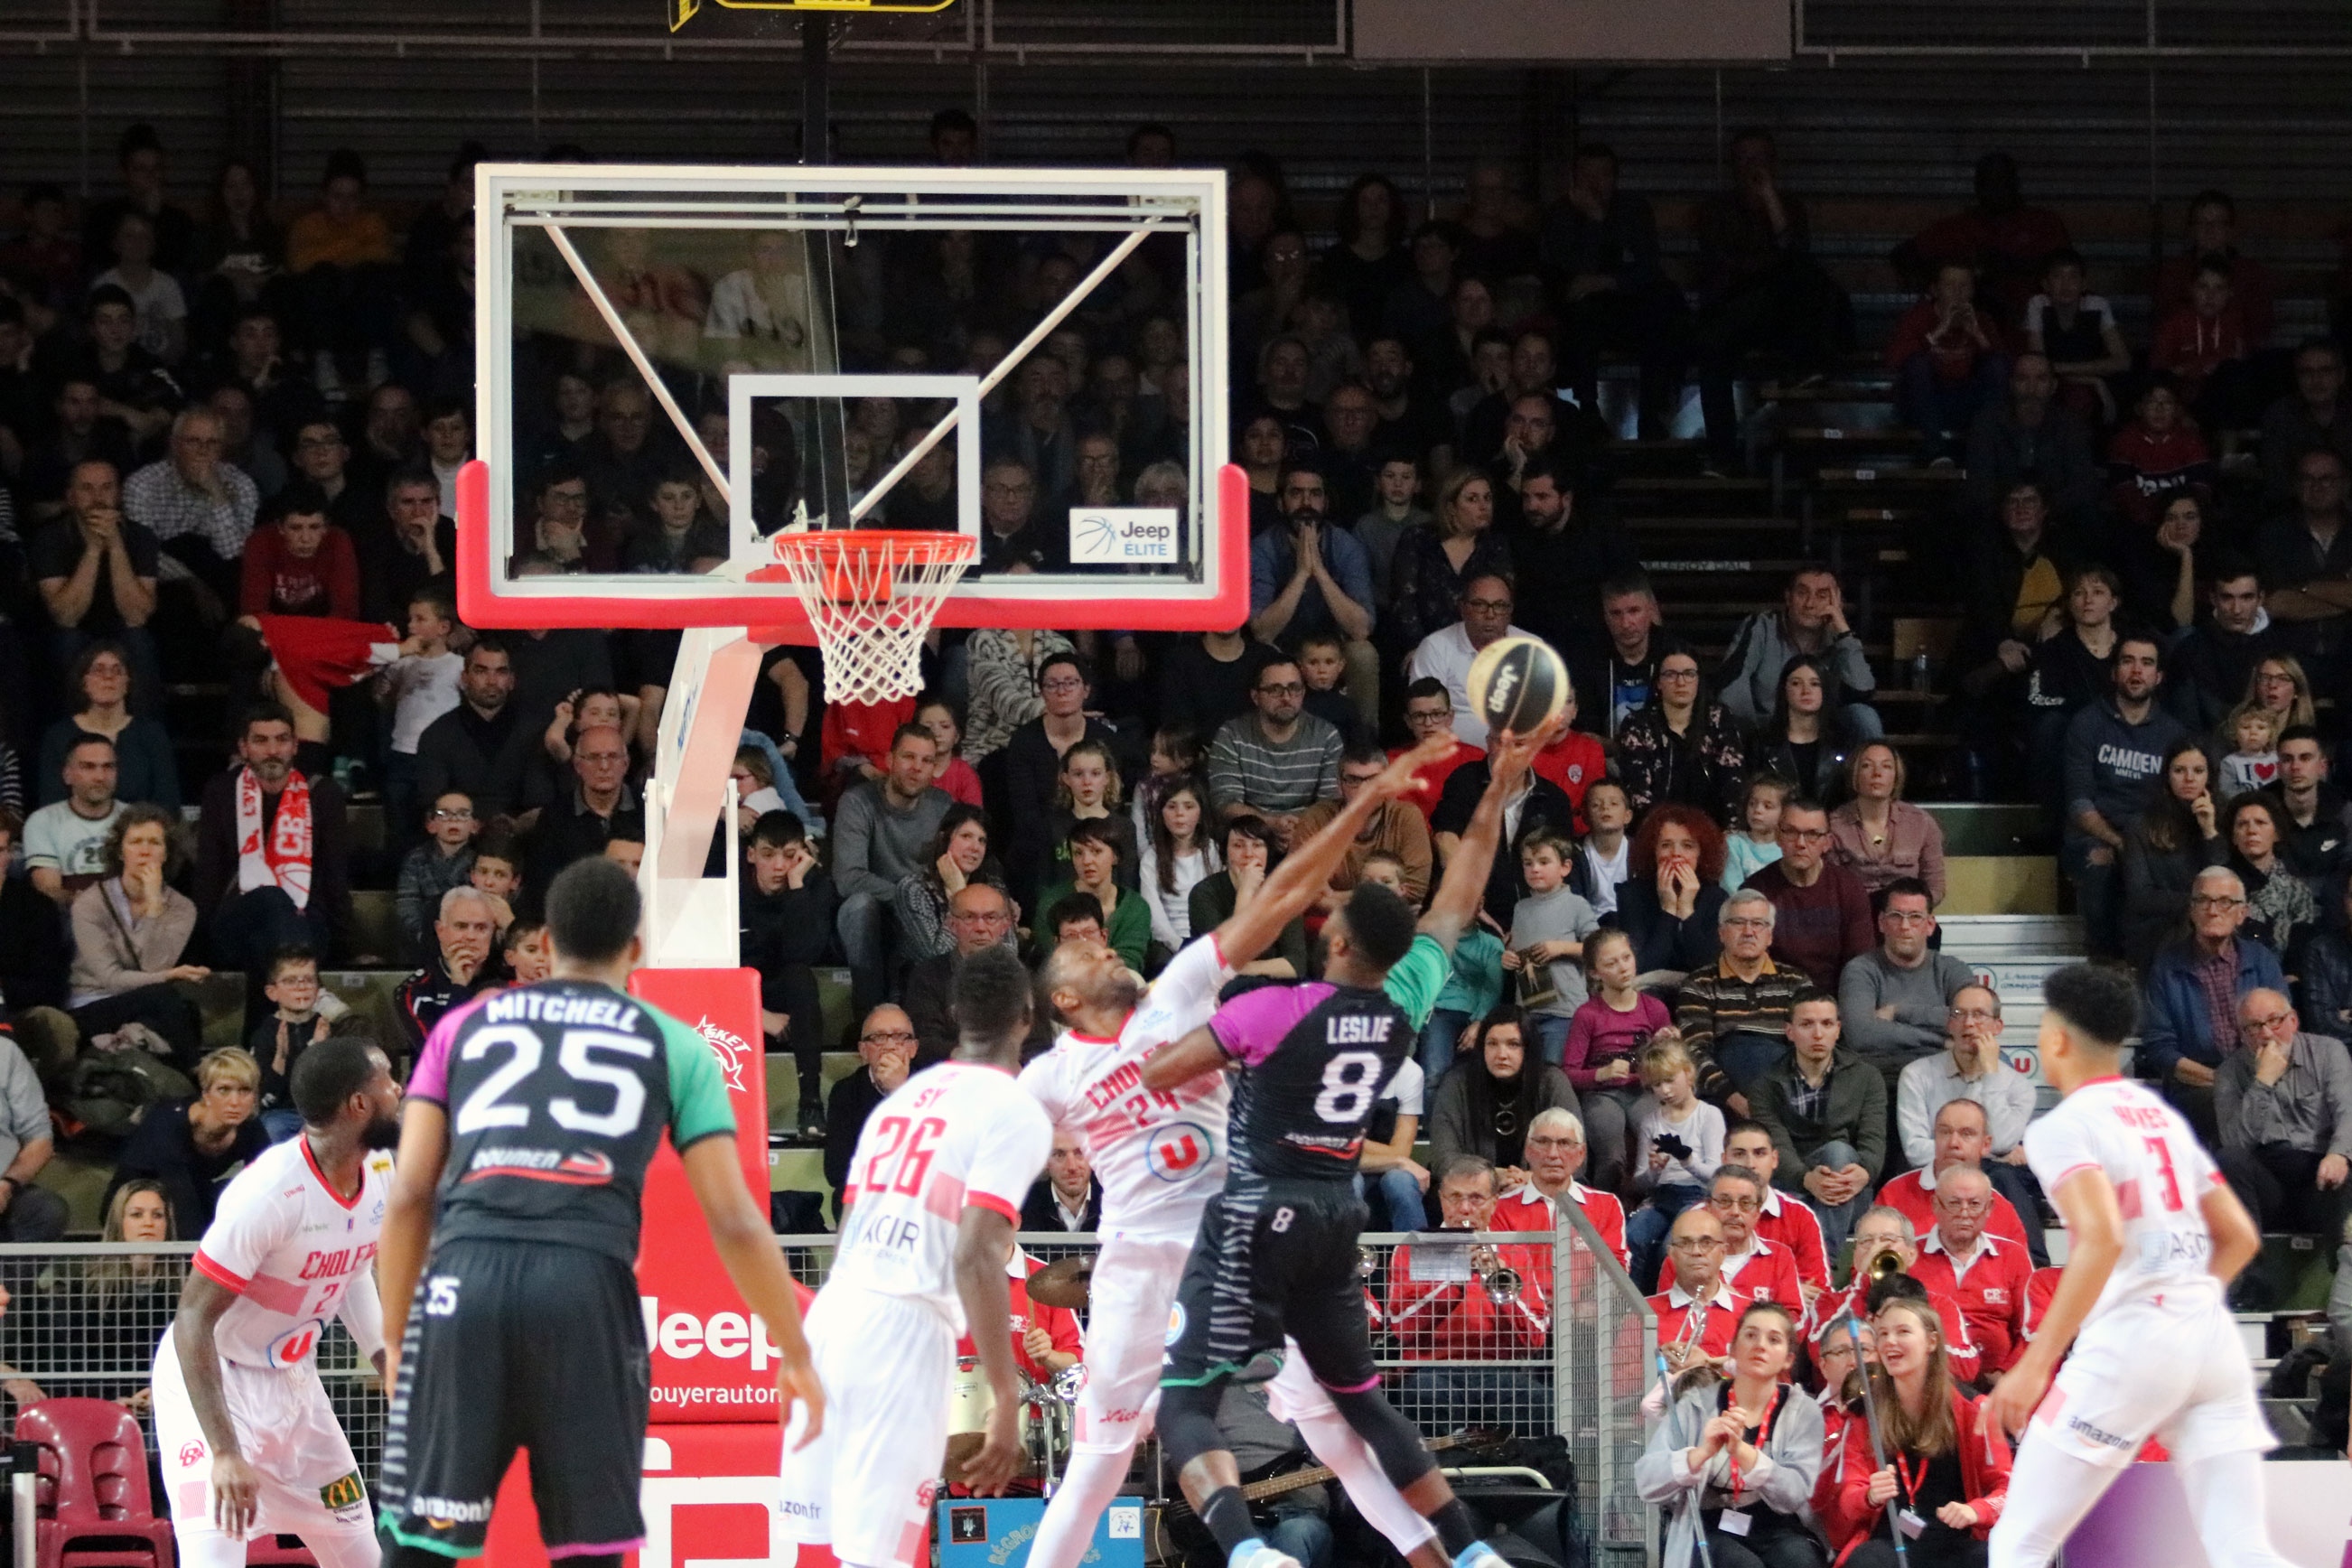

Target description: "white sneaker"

left=1452, top=1545, right=1507, bottom=1568
left=1228, top=1544, right=1302, bottom=1568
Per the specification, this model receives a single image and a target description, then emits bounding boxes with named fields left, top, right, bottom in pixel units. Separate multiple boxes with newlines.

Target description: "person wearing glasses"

left=2214, top=988, right=2352, bottom=1243
left=1878, top=1099, right=2036, bottom=1261
left=1657, top=1165, right=1806, bottom=1310
left=2138, top=865, right=2285, bottom=1141
left=1616, top=650, right=1748, bottom=826
left=1206, top=651, right=1345, bottom=846
left=1837, top=879, right=1977, bottom=1090
left=902, top=882, right=1022, bottom=1067
left=1648, top=1205, right=1747, bottom=1382
left=1743, top=797, right=1873, bottom=995
left=818, top=1003, right=919, bottom=1214
left=1895, top=986, right=2042, bottom=1257
left=1404, top=571, right=1529, bottom=748
left=1909, top=1165, right=2035, bottom=1383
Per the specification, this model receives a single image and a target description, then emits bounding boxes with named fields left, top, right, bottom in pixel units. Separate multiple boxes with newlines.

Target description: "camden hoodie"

left=2062, top=696, right=2189, bottom=843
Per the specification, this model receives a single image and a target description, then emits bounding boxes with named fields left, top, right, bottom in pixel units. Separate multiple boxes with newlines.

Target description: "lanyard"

left=1891, top=1448, right=1928, bottom=1510
left=1722, top=1383, right=1783, bottom=1500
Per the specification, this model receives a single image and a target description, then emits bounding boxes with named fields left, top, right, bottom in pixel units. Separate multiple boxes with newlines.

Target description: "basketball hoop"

left=753, top=529, right=976, bottom=706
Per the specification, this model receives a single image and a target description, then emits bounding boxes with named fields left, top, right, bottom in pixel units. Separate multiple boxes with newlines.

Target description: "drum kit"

left=941, top=1255, right=1097, bottom=1495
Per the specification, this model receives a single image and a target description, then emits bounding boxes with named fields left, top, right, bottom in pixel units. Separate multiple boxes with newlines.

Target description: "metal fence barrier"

left=0, top=1223, right=1657, bottom=1565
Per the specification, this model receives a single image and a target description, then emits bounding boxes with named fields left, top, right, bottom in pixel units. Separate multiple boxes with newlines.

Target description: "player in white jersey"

left=1022, top=727, right=1535, bottom=1568
left=1983, top=964, right=2295, bottom=1568
left=778, top=944, right=1055, bottom=1568
left=152, top=1039, right=401, bottom=1568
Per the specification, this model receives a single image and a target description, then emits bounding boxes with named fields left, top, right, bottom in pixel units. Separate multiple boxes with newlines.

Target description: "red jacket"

left=2151, top=304, right=2249, bottom=396
left=1807, top=1282, right=1982, bottom=1386
left=1384, top=1234, right=1552, bottom=1358
left=1813, top=1395, right=1868, bottom=1552
left=1489, top=1180, right=1629, bottom=1271
left=1752, top=1187, right=1831, bottom=1291
left=1910, top=1229, right=2035, bottom=1375
left=1660, top=1233, right=1806, bottom=1311
left=1390, top=742, right=1483, bottom=825
left=1829, top=1387, right=2011, bottom=1563
left=239, top=524, right=361, bottom=620
left=955, top=1255, right=1084, bottom=1385
left=1885, top=298, right=2011, bottom=379
left=1531, top=728, right=1605, bottom=835
left=935, top=755, right=984, bottom=808
left=1647, top=1281, right=1750, bottom=1366
left=1877, top=1165, right=2031, bottom=1251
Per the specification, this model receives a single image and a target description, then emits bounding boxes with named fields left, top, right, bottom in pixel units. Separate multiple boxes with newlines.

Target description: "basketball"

left=1465, top=635, right=1569, bottom=740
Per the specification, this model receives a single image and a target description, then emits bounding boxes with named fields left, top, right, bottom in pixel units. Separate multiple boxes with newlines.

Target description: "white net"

left=763, top=529, right=977, bottom=706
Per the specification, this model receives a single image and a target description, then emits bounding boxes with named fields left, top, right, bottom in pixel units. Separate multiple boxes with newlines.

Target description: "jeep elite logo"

left=695, top=1017, right=751, bottom=1093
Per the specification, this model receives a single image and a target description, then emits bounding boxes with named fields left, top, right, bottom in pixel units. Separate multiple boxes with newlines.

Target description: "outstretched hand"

left=1487, top=715, right=1564, bottom=792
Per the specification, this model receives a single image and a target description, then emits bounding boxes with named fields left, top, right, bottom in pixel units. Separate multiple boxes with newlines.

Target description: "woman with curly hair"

left=1617, top=651, right=1748, bottom=826
left=1613, top=803, right=1731, bottom=981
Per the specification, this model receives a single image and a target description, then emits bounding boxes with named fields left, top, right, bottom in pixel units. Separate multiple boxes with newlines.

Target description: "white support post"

left=640, top=626, right=767, bottom=968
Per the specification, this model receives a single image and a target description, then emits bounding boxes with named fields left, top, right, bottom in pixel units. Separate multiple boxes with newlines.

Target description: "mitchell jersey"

left=189, top=1137, right=394, bottom=1370
left=1207, top=979, right=1414, bottom=1186
left=2023, top=1075, right=2226, bottom=1323
left=1019, top=935, right=1236, bottom=1242
left=406, top=979, right=735, bottom=1266
left=831, top=1059, right=1053, bottom=1333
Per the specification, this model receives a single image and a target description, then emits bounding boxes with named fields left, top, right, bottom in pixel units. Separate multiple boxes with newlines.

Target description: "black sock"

left=1430, top=1499, right=1481, bottom=1558
left=1196, top=1487, right=1259, bottom=1557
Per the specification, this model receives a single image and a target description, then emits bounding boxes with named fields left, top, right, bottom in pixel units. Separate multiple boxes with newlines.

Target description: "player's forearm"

left=690, top=1140, right=813, bottom=1358
left=1225, top=781, right=1393, bottom=956
left=954, top=1217, right=1021, bottom=1398
left=173, top=1293, right=244, bottom=1458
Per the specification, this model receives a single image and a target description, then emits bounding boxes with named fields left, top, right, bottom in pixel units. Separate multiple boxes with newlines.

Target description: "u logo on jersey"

left=1144, top=1121, right=1216, bottom=1181
left=268, top=1320, right=322, bottom=1368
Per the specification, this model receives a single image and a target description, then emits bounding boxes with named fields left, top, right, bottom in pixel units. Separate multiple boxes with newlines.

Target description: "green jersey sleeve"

left=1383, top=932, right=1451, bottom=1031
left=657, top=1013, right=739, bottom=1153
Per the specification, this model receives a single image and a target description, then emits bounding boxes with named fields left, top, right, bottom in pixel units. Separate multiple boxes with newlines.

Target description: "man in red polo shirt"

left=1658, top=1163, right=1806, bottom=1308
left=1908, top=1164, right=2033, bottom=1380
left=1807, top=1206, right=1982, bottom=1386
left=1724, top=1117, right=1829, bottom=1305
left=1649, top=1205, right=1749, bottom=1381
left=1490, top=1106, right=1628, bottom=1268
left=1877, top=1097, right=2033, bottom=1249
left=954, top=1240, right=1083, bottom=1384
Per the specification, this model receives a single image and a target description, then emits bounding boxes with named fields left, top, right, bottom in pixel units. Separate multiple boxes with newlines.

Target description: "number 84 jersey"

left=407, top=979, right=739, bottom=1267
left=831, top=1061, right=1053, bottom=1333
left=2022, top=1075, right=2227, bottom=1324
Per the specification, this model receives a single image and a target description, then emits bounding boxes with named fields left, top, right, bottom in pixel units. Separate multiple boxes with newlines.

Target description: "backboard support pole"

left=641, top=625, right=768, bottom=969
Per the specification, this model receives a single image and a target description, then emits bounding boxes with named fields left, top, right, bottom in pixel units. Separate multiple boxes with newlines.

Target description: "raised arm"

left=1419, top=721, right=1552, bottom=955
left=1210, top=731, right=1458, bottom=968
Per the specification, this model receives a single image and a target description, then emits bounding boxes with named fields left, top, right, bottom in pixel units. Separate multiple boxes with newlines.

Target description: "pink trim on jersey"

left=925, top=1173, right=968, bottom=1221
left=895, top=1516, right=928, bottom=1567
left=967, top=1190, right=1020, bottom=1223
left=1319, top=1371, right=1384, bottom=1395
left=1065, top=1032, right=1122, bottom=1047
left=192, top=1249, right=248, bottom=1293
left=2046, top=1162, right=2104, bottom=1192
left=300, top=1135, right=361, bottom=1211
left=547, top=1540, right=645, bottom=1559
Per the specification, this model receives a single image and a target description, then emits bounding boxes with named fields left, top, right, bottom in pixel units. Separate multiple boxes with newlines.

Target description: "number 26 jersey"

left=407, top=979, right=737, bottom=1266
left=831, top=1060, right=1053, bottom=1333
left=2023, top=1075, right=2226, bottom=1324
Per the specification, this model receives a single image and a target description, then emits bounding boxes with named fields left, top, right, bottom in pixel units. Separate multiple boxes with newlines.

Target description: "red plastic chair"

left=14, top=1399, right=175, bottom=1568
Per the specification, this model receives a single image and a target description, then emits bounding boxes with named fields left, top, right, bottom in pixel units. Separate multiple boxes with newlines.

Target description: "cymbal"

left=1029, top=1255, right=1095, bottom=1308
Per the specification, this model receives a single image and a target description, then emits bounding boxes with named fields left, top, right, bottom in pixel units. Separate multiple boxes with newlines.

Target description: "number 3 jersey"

left=2023, top=1075, right=2226, bottom=1323
left=831, top=1060, right=1053, bottom=1333
left=188, top=1136, right=395, bottom=1369
left=407, top=979, right=736, bottom=1266
left=1206, top=979, right=1414, bottom=1188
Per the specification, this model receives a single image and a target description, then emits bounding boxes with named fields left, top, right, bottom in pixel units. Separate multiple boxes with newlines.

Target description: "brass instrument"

left=1862, top=1246, right=1904, bottom=1285
left=1472, top=1244, right=1522, bottom=1306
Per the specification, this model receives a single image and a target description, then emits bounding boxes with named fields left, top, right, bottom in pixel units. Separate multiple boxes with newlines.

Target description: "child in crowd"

left=623, top=467, right=729, bottom=573
left=731, top=744, right=790, bottom=836
left=468, top=827, right=521, bottom=932
left=1573, top=779, right=1633, bottom=917
left=2219, top=703, right=2281, bottom=794
left=376, top=584, right=462, bottom=833
left=1132, top=721, right=1205, bottom=845
left=1624, top=1033, right=1728, bottom=1291
left=1354, top=453, right=1428, bottom=603
left=1296, top=630, right=1367, bottom=743
left=396, top=789, right=477, bottom=960
left=2151, top=254, right=2253, bottom=424
left=249, top=946, right=327, bottom=1142
left=500, top=918, right=552, bottom=985
left=1138, top=772, right=1219, bottom=963
left=2023, top=247, right=2130, bottom=424
left=1561, top=927, right=1672, bottom=1194
left=543, top=686, right=639, bottom=770
left=1415, top=879, right=1505, bottom=1086
left=1042, top=738, right=1134, bottom=891
left=1722, top=772, right=1789, bottom=891
left=1504, top=831, right=1599, bottom=1066
left=915, top=696, right=984, bottom=807
left=238, top=485, right=359, bottom=620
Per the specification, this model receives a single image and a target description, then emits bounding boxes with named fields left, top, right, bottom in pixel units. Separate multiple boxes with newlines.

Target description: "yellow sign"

left=672, top=0, right=958, bottom=26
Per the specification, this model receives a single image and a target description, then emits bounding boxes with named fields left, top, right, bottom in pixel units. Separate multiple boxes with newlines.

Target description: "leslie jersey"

left=406, top=979, right=735, bottom=1266
left=1018, top=935, right=1236, bottom=1242
left=2023, top=1075, right=2226, bottom=1323
left=1207, top=979, right=1416, bottom=1186
left=189, top=1136, right=395, bottom=1369
left=832, top=1059, right=1053, bottom=1333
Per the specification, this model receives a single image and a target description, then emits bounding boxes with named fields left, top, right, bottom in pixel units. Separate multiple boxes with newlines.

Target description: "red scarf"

left=236, top=766, right=313, bottom=910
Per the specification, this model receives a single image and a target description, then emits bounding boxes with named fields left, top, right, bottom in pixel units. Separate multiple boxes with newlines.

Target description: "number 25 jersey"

left=2023, top=1075, right=2226, bottom=1323
left=832, top=1060, right=1053, bottom=1333
left=407, top=979, right=737, bottom=1266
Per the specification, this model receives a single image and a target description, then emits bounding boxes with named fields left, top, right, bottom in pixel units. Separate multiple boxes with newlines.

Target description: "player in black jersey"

left=1141, top=880, right=1507, bottom=1568
left=376, top=858, right=822, bottom=1568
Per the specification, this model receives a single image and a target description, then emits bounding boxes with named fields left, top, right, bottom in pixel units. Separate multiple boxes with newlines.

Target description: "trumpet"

left=1471, top=1245, right=1521, bottom=1306
left=1862, top=1246, right=1904, bottom=1285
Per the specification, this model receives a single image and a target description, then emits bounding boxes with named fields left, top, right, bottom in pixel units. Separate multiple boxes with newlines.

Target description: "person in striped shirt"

left=1206, top=651, right=1343, bottom=847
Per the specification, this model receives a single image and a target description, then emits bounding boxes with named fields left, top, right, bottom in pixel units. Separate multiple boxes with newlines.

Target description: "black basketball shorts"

left=1160, top=1184, right=1379, bottom=1396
